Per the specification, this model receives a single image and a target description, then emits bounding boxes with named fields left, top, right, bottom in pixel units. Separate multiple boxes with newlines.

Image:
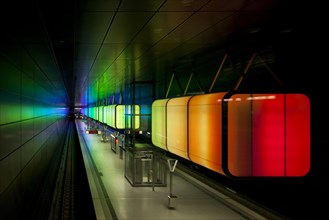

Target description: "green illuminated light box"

left=91, top=107, right=96, bottom=120
left=106, top=105, right=115, bottom=127
left=95, top=107, right=98, bottom=120
left=103, top=106, right=107, bottom=124
left=98, top=106, right=103, bottom=123
left=151, top=99, right=169, bottom=151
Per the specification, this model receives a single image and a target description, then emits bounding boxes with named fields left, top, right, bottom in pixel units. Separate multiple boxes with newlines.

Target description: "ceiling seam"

left=81, top=0, right=123, bottom=92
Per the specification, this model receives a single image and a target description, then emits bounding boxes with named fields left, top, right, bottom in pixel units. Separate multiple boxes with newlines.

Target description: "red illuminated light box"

left=223, top=93, right=310, bottom=177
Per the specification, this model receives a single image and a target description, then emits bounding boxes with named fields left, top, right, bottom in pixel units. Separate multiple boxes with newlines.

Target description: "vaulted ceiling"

left=1, top=0, right=299, bottom=109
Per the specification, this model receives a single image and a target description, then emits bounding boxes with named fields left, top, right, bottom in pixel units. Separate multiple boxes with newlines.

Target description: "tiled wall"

left=0, top=54, right=68, bottom=218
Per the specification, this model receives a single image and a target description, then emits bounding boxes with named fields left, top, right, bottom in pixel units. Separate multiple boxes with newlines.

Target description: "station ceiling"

left=1, top=0, right=300, bottom=109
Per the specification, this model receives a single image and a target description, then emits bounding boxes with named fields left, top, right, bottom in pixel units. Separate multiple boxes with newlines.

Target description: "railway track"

left=49, top=121, right=96, bottom=220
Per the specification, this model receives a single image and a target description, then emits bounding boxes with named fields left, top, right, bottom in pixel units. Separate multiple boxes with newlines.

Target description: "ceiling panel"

left=132, top=12, right=193, bottom=45
left=159, top=12, right=233, bottom=44
left=76, top=12, right=115, bottom=44
left=159, top=0, right=209, bottom=12
left=104, top=12, right=154, bottom=44
left=73, top=0, right=292, bottom=106
left=78, top=0, right=122, bottom=12
left=1, top=0, right=295, bottom=108
left=118, top=0, right=166, bottom=12
left=200, top=0, right=247, bottom=12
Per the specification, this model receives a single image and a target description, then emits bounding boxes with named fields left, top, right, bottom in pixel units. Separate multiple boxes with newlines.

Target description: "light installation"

left=85, top=104, right=140, bottom=130
left=224, top=93, right=310, bottom=177
left=151, top=92, right=310, bottom=177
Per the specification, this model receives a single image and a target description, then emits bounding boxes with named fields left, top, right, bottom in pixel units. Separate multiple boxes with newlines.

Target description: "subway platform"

left=75, top=119, right=281, bottom=220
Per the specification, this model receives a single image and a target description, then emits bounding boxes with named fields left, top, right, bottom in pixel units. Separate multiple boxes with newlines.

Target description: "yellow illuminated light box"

left=151, top=94, right=226, bottom=172
left=116, top=105, right=125, bottom=129
left=166, top=96, right=191, bottom=160
left=101, top=104, right=140, bottom=129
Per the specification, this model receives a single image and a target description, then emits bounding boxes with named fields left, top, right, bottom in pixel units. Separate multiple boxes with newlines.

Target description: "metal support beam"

left=183, top=73, right=193, bottom=96
left=183, top=72, right=205, bottom=96
left=257, top=55, right=283, bottom=86
left=234, top=52, right=256, bottom=91
left=165, top=72, right=184, bottom=98
left=208, top=53, right=228, bottom=93
left=165, top=73, right=175, bottom=98
left=174, top=72, right=184, bottom=95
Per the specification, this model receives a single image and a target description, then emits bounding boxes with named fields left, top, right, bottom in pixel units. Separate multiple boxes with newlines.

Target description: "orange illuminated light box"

left=188, top=92, right=227, bottom=174
left=224, top=93, right=310, bottom=177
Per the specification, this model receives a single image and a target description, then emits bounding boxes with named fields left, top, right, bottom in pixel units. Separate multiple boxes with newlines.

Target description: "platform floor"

left=75, top=120, right=271, bottom=220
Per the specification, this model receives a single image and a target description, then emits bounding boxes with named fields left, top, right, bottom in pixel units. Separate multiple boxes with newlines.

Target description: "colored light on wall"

left=87, top=107, right=90, bottom=117
left=166, top=96, right=191, bottom=160
left=151, top=99, right=169, bottom=151
left=226, top=94, right=310, bottom=177
left=189, top=93, right=227, bottom=174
